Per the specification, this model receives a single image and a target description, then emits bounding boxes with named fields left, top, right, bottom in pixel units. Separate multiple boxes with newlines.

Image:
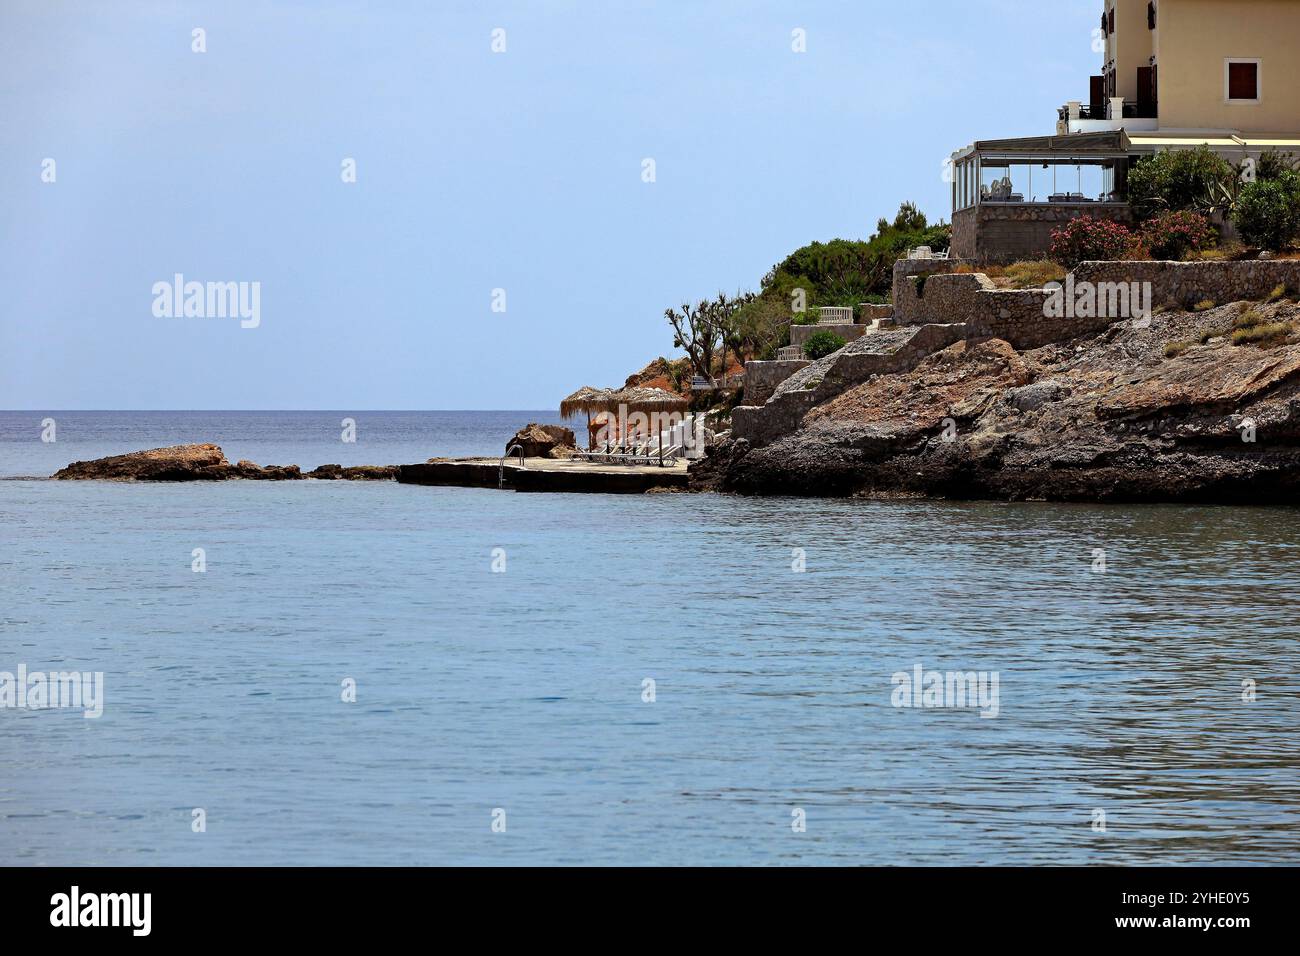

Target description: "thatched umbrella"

left=561, top=387, right=618, bottom=449
left=560, top=386, right=617, bottom=420
left=561, top=385, right=690, bottom=452
left=609, top=386, right=690, bottom=413
left=607, top=386, right=690, bottom=455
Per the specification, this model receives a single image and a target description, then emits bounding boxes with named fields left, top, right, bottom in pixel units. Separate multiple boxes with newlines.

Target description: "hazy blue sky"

left=1, top=0, right=1099, bottom=409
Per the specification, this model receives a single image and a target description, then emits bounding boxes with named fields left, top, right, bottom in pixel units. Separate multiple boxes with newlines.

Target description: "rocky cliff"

left=693, top=297, right=1300, bottom=502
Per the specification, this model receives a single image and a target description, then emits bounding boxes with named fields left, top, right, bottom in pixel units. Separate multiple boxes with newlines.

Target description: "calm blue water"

left=1, top=411, right=1298, bottom=865
left=0, top=410, right=570, bottom=478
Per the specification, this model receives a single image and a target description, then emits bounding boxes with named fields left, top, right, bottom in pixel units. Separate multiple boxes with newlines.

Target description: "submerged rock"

left=306, top=464, right=397, bottom=480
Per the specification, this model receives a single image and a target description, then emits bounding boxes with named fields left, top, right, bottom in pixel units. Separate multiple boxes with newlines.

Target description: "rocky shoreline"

left=692, top=296, right=1300, bottom=503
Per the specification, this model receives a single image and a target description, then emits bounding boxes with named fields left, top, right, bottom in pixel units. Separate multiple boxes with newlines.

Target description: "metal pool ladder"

left=499, top=445, right=525, bottom=488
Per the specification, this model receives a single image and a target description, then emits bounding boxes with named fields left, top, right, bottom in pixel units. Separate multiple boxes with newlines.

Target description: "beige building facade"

left=948, top=1, right=1300, bottom=260
left=1074, top=0, right=1300, bottom=137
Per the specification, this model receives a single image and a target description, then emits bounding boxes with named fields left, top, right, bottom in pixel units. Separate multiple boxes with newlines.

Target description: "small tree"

left=1256, top=149, right=1300, bottom=181
left=1127, top=145, right=1235, bottom=216
left=666, top=291, right=756, bottom=380
left=1233, top=171, right=1300, bottom=250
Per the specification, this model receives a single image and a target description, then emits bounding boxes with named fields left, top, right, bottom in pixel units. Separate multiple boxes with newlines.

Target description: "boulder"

left=506, top=423, right=577, bottom=459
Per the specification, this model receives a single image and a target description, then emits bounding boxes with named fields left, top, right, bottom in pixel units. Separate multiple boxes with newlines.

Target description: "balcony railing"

left=1059, top=100, right=1157, bottom=123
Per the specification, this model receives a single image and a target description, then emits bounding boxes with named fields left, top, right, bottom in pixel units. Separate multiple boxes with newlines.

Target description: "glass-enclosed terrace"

left=950, top=131, right=1132, bottom=213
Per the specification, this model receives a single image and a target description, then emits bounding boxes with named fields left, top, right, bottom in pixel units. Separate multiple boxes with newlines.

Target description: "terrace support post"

left=1109, top=96, right=1124, bottom=121
left=1067, top=100, right=1081, bottom=121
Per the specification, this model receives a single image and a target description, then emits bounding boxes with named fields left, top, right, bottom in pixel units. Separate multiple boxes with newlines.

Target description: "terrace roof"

left=954, top=131, right=1131, bottom=163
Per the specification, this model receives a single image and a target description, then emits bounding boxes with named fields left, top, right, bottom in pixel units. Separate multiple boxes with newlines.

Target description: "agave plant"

left=1195, top=168, right=1243, bottom=219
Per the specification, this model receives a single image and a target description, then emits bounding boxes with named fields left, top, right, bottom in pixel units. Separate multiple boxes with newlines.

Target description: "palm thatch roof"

left=560, top=386, right=617, bottom=418
left=560, top=385, right=687, bottom=418
left=611, top=386, right=689, bottom=412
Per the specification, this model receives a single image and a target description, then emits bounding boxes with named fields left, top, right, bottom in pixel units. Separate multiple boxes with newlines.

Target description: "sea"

left=1, top=410, right=1298, bottom=865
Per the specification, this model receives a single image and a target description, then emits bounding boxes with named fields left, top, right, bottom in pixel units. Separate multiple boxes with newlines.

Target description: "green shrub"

left=1233, top=171, right=1300, bottom=250
left=802, top=330, right=847, bottom=360
left=791, top=306, right=821, bottom=326
left=1049, top=217, right=1134, bottom=267
left=1127, top=145, right=1235, bottom=215
left=1141, top=210, right=1214, bottom=260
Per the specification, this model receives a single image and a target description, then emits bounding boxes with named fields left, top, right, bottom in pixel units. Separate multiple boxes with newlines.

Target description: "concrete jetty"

left=396, top=457, right=689, bottom=494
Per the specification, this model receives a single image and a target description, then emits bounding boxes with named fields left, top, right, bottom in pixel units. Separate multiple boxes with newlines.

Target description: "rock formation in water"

left=53, top=444, right=394, bottom=481
left=54, top=443, right=239, bottom=481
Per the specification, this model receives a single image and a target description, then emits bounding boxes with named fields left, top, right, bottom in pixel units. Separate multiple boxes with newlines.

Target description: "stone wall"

left=951, top=203, right=1134, bottom=263
left=790, top=323, right=869, bottom=348
left=743, top=359, right=811, bottom=406
left=732, top=323, right=968, bottom=447
left=893, top=258, right=1300, bottom=350
left=1072, top=260, right=1300, bottom=310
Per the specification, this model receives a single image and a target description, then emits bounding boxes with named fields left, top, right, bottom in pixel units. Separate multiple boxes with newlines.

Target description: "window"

left=1148, top=2, right=1156, bottom=30
left=1226, top=59, right=1260, bottom=103
left=1101, top=12, right=1108, bottom=36
left=1108, top=8, right=1115, bottom=33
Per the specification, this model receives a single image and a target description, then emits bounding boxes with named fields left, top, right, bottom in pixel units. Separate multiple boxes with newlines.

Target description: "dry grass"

left=1233, top=321, right=1292, bottom=346
left=968, top=259, right=1067, bottom=290
left=1231, top=303, right=1294, bottom=346
left=1164, top=340, right=1193, bottom=358
left=1193, top=299, right=1217, bottom=312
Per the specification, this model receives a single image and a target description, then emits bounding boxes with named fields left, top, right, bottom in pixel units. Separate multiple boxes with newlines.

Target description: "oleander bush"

left=1141, top=210, right=1215, bottom=260
left=1049, top=217, right=1134, bottom=267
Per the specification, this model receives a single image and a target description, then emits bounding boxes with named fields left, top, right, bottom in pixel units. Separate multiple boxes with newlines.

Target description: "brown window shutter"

left=1228, top=62, right=1258, bottom=100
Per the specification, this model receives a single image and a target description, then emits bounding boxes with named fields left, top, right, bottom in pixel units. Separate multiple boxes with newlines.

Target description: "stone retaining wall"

left=732, top=324, right=968, bottom=447
left=952, top=203, right=1134, bottom=263
left=1072, top=260, right=1300, bottom=310
left=790, top=323, right=869, bottom=348
left=893, top=258, right=1300, bottom=350
left=743, top=358, right=811, bottom=405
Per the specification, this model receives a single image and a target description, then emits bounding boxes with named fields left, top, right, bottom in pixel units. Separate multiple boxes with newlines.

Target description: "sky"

left=0, top=0, right=1101, bottom=409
